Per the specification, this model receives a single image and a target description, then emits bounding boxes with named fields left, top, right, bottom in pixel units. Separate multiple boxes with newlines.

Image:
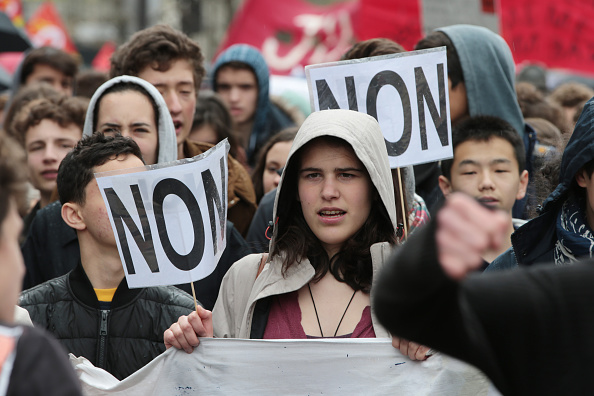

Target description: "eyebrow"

left=299, top=167, right=365, bottom=173
left=458, top=158, right=512, bottom=167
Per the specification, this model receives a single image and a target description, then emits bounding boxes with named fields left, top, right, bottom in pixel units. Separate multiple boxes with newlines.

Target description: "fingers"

left=163, top=308, right=214, bottom=354
left=392, top=336, right=430, bottom=361
left=436, top=193, right=511, bottom=280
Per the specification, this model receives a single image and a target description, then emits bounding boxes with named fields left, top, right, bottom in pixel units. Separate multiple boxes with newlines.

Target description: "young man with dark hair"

left=19, top=46, right=78, bottom=96
left=11, top=94, right=87, bottom=234
left=212, top=44, right=295, bottom=167
left=489, top=97, right=594, bottom=270
left=110, top=25, right=256, bottom=235
left=0, top=131, right=82, bottom=395
left=439, top=115, right=528, bottom=264
left=19, top=133, right=195, bottom=380
left=415, top=25, right=537, bottom=218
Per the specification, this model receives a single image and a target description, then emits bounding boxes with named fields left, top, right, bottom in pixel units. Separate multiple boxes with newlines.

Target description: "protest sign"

left=73, top=338, right=500, bottom=395
left=96, top=140, right=228, bottom=288
left=305, top=47, right=452, bottom=168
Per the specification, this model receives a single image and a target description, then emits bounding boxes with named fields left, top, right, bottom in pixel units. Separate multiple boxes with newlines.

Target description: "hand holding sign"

left=164, top=306, right=213, bottom=353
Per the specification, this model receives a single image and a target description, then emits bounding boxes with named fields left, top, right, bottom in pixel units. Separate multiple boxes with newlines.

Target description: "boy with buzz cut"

left=439, top=115, right=529, bottom=264
left=19, top=133, right=195, bottom=380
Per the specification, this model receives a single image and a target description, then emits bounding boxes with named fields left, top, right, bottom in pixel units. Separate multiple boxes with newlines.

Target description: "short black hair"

left=57, top=133, right=143, bottom=205
left=415, top=31, right=464, bottom=89
left=441, top=115, right=525, bottom=180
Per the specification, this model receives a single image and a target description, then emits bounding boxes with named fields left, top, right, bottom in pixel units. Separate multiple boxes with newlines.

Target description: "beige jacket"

left=212, top=242, right=394, bottom=339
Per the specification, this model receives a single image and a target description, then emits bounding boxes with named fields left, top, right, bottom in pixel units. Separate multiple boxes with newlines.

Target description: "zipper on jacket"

left=98, top=310, right=110, bottom=368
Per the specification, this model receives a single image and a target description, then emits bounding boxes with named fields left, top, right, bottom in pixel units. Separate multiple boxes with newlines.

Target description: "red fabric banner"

left=353, top=0, right=422, bottom=51
left=499, top=0, right=594, bottom=76
left=92, top=41, right=116, bottom=72
left=218, top=0, right=421, bottom=76
left=26, top=1, right=78, bottom=55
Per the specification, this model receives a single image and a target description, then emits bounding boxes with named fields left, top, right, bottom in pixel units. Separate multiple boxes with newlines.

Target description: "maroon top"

left=263, top=291, right=376, bottom=339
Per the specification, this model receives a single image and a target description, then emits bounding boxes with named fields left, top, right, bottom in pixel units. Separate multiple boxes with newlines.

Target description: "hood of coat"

left=82, top=75, right=178, bottom=164
left=270, top=109, right=397, bottom=248
left=541, top=97, right=594, bottom=213
left=438, top=24, right=525, bottom=138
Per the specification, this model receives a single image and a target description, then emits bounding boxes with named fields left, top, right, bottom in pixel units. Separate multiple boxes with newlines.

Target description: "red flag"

left=499, top=0, right=594, bottom=76
left=353, top=0, right=422, bottom=51
left=92, top=41, right=116, bottom=72
left=0, top=0, right=24, bottom=27
left=26, top=2, right=78, bottom=55
left=219, top=0, right=358, bottom=75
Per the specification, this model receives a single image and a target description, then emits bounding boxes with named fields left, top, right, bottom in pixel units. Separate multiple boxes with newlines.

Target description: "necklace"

left=307, top=283, right=357, bottom=337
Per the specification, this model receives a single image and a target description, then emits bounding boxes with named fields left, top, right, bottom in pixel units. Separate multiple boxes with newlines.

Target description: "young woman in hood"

left=165, top=109, right=403, bottom=347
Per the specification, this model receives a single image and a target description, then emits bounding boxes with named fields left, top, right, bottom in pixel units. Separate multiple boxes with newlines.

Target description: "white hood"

left=82, top=75, right=178, bottom=164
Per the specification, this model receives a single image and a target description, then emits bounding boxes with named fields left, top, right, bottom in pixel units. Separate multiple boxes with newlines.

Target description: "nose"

left=479, top=171, right=495, bottom=191
left=166, top=92, right=182, bottom=115
left=42, top=145, right=58, bottom=163
left=321, top=177, right=339, bottom=200
left=273, top=173, right=281, bottom=188
left=229, top=87, right=241, bottom=102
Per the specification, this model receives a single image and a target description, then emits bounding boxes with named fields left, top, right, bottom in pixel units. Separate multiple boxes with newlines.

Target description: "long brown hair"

left=270, top=136, right=396, bottom=292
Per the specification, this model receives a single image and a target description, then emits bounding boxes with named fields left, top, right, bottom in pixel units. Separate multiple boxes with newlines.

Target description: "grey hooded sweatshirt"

left=82, top=75, right=178, bottom=164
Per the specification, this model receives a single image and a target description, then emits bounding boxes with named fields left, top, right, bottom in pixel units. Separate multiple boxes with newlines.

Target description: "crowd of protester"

left=2, top=20, right=594, bottom=395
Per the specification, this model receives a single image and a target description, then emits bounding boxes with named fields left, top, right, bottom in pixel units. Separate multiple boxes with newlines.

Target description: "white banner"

left=305, top=47, right=453, bottom=168
left=72, top=338, right=500, bottom=395
left=95, top=140, right=229, bottom=288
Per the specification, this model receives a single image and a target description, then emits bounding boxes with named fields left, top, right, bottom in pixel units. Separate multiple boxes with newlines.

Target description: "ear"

left=576, top=168, right=591, bottom=188
left=61, top=202, right=86, bottom=231
left=516, top=170, right=530, bottom=200
left=438, top=175, right=453, bottom=197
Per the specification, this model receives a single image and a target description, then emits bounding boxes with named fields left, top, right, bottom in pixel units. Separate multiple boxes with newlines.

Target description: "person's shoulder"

left=10, top=325, right=83, bottom=395
left=19, top=274, right=70, bottom=306
left=485, top=247, right=518, bottom=272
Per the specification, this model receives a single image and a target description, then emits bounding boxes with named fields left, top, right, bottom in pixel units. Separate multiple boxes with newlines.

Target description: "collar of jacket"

left=69, top=262, right=142, bottom=309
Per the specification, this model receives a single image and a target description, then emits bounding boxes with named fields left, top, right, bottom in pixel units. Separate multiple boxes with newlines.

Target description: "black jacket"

left=19, top=263, right=195, bottom=380
left=374, top=217, right=594, bottom=396
left=22, top=200, right=251, bottom=310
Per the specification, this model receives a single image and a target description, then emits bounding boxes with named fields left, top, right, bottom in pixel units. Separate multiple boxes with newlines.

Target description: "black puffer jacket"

left=19, top=263, right=195, bottom=380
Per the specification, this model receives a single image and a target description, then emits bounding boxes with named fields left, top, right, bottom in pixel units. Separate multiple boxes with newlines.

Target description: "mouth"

left=173, top=120, right=182, bottom=135
left=318, top=210, right=346, bottom=218
left=477, top=197, right=499, bottom=206
left=41, top=170, right=58, bottom=180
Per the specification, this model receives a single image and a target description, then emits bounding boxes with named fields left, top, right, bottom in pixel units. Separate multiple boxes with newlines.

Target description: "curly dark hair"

left=270, top=136, right=396, bottom=292
left=11, top=95, right=87, bottom=146
left=57, top=133, right=143, bottom=205
left=110, top=24, right=205, bottom=92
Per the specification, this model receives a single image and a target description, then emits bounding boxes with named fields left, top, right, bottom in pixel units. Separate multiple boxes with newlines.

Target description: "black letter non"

left=366, top=70, right=412, bottom=156
left=153, top=178, right=204, bottom=271
left=415, top=64, right=448, bottom=149
left=315, top=79, right=341, bottom=110
left=104, top=185, right=158, bottom=274
left=201, top=157, right=226, bottom=255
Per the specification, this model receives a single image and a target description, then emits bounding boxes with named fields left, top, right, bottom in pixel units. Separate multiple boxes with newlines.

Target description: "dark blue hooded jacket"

left=488, top=97, right=594, bottom=270
left=212, top=44, right=294, bottom=166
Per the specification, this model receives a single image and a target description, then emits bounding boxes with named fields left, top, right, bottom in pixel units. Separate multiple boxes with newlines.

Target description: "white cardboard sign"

left=305, top=47, right=453, bottom=168
left=96, top=140, right=229, bottom=288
